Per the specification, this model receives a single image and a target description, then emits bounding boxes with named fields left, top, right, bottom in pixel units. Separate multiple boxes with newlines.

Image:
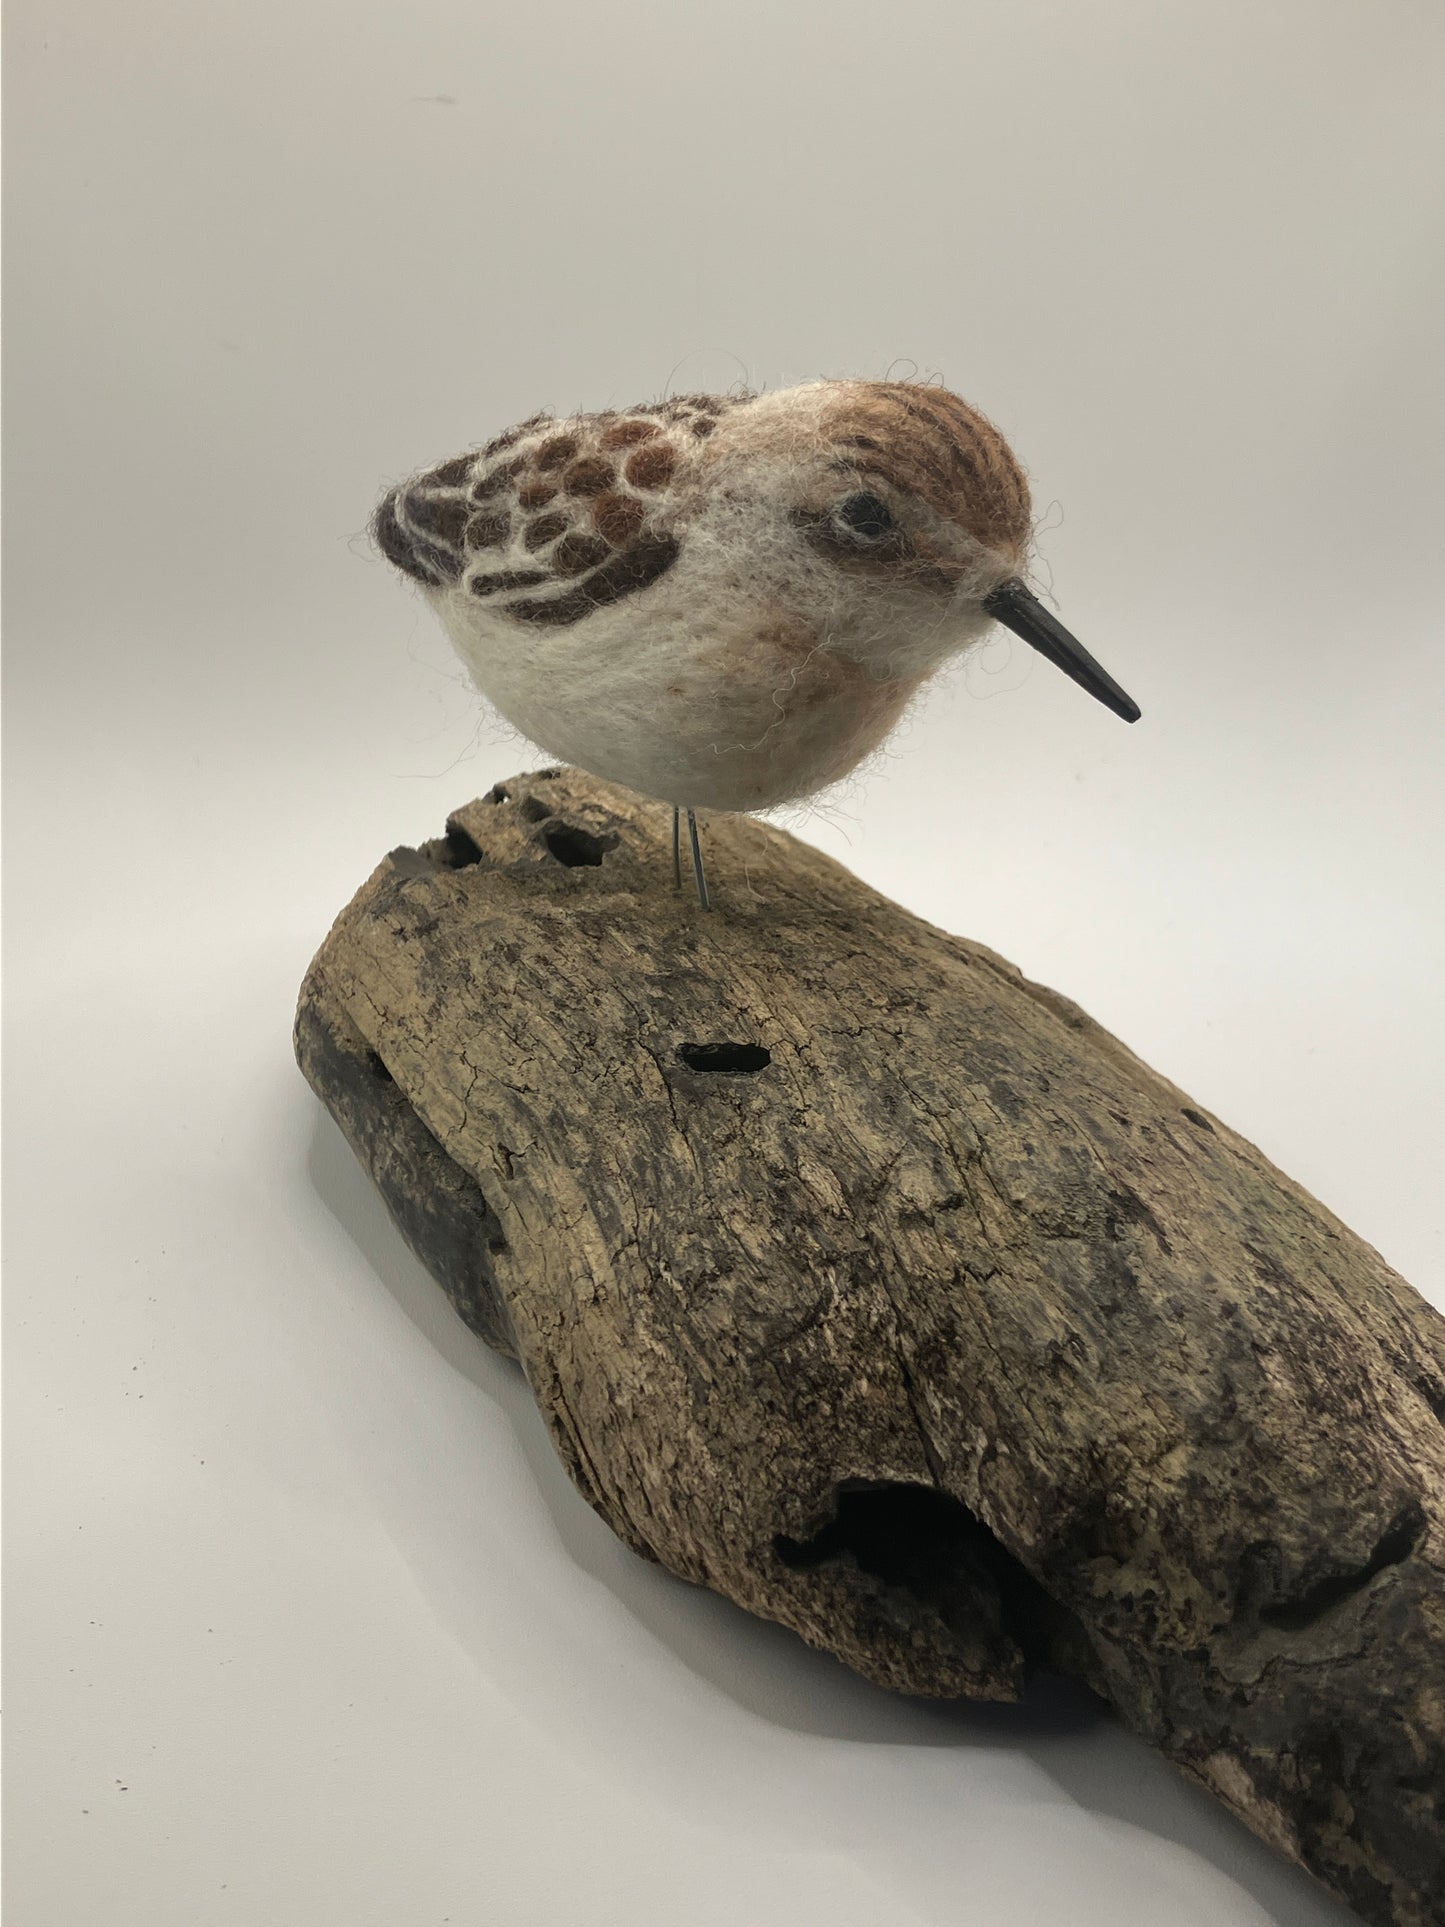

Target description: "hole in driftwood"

left=1260, top=1502, right=1424, bottom=1630
left=435, top=821, right=485, bottom=869
left=365, top=1050, right=395, bottom=1084
left=677, top=1042, right=771, bottom=1075
left=544, top=823, right=616, bottom=868
left=488, top=784, right=510, bottom=805
left=519, top=795, right=552, bottom=824
left=774, top=1481, right=1057, bottom=1666
left=1182, top=1107, right=1215, bottom=1134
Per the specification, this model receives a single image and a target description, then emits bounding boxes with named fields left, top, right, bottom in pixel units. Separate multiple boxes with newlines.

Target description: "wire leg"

left=686, top=809, right=711, bottom=911
left=672, top=806, right=683, bottom=891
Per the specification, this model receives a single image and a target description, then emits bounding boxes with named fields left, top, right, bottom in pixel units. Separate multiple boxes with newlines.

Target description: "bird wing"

left=377, top=394, right=741, bottom=624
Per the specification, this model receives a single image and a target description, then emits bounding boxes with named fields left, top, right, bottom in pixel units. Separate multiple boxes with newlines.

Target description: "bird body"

left=375, top=379, right=1137, bottom=815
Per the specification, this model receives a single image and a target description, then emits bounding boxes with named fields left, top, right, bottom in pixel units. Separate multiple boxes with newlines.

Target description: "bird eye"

left=834, top=491, right=894, bottom=541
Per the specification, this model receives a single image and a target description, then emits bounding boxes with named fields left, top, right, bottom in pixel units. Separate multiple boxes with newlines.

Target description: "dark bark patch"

left=1260, top=1503, right=1425, bottom=1630
left=1106, top=1184, right=1173, bottom=1254
left=294, top=1006, right=514, bottom=1357
left=1245, top=1241, right=1295, bottom=1289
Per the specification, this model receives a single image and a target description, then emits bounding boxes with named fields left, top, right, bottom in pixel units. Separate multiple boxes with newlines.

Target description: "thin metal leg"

left=672, top=806, right=683, bottom=891
left=686, top=809, right=711, bottom=911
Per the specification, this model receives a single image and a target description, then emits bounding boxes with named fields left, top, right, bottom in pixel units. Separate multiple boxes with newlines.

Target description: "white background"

left=6, top=1, right=1443, bottom=1922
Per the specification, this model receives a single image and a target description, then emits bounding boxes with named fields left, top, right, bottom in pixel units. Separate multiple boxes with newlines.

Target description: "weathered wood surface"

left=296, top=766, right=1445, bottom=1926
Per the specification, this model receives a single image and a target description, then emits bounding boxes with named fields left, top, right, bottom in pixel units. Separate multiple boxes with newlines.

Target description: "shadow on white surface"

left=306, top=1110, right=1359, bottom=1927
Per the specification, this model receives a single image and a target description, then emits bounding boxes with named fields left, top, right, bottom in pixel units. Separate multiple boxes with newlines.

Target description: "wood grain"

left=296, top=767, right=1445, bottom=1926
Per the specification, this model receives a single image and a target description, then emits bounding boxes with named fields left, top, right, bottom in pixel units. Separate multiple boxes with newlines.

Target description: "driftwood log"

left=295, top=767, right=1445, bottom=1926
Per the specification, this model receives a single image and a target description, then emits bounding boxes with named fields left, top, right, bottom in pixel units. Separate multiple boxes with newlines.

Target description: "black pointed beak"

left=982, top=579, right=1141, bottom=724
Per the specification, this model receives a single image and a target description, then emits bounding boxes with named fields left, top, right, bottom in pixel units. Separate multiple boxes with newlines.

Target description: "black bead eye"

left=835, top=491, right=894, bottom=541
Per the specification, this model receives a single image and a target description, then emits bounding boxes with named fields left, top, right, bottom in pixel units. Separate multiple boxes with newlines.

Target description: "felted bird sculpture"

left=374, top=379, right=1139, bottom=904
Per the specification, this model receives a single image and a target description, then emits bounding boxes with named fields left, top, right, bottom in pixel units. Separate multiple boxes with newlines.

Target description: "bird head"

left=683, top=379, right=1140, bottom=722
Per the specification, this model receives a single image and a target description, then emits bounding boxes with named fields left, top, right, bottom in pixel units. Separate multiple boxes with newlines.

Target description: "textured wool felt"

left=374, top=381, right=1036, bottom=812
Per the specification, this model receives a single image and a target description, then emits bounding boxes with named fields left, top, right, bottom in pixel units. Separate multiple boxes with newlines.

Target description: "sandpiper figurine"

left=374, top=379, right=1140, bottom=907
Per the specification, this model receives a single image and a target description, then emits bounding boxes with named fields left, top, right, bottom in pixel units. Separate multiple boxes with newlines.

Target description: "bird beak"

left=982, top=579, right=1141, bottom=724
